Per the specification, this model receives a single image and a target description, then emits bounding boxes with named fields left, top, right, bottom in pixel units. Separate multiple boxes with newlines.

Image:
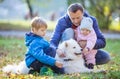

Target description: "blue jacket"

left=50, top=13, right=106, bottom=49
left=25, top=32, right=56, bottom=68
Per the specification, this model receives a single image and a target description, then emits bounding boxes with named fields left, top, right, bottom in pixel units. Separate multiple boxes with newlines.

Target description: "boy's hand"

left=55, top=61, right=63, bottom=68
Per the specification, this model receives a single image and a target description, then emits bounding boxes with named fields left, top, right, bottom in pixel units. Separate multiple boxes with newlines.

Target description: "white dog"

left=2, top=39, right=94, bottom=74
left=56, top=39, right=93, bottom=74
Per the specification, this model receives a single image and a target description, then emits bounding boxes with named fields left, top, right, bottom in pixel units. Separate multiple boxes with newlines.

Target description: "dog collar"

left=64, top=59, right=73, bottom=61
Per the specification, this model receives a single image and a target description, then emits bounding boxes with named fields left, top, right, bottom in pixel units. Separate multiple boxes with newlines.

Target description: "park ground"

left=0, top=20, right=120, bottom=79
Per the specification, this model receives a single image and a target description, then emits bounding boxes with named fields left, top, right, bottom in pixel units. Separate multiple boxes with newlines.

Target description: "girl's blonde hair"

left=31, top=17, right=47, bottom=31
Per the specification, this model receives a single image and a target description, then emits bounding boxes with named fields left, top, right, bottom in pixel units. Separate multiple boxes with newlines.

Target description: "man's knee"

left=61, top=28, right=74, bottom=41
left=64, top=28, right=74, bottom=33
left=95, top=50, right=111, bottom=65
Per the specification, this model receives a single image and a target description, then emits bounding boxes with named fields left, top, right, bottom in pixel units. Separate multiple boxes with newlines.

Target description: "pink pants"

left=83, top=50, right=97, bottom=65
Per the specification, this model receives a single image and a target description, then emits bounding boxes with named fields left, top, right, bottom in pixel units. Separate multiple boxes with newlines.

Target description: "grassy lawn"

left=0, top=37, right=120, bottom=79
left=0, top=20, right=56, bottom=31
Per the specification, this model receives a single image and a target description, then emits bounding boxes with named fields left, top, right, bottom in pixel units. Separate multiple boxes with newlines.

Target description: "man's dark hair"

left=67, top=3, right=84, bottom=13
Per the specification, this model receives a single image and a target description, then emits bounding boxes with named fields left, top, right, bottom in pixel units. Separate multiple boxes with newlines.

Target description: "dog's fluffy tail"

left=2, top=61, right=30, bottom=74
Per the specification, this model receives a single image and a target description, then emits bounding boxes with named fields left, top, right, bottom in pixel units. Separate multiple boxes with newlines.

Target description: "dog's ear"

left=65, top=42, right=68, bottom=47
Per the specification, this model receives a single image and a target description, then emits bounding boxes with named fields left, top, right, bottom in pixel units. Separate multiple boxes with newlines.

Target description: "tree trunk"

left=26, top=0, right=33, bottom=19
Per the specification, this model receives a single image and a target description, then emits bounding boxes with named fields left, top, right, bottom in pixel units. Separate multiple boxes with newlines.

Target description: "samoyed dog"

left=2, top=39, right=94, bottom=74
left=56, top=39, right=94, bottom=74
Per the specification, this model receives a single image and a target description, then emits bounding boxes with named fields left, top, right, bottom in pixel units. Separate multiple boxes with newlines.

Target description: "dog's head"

left=59, top=39, right=82, bottom=60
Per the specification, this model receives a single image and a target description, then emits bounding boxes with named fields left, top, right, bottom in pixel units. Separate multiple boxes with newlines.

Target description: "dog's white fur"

left=2, top=39, right=94, bottom=74
left=2, top=60, right=30, bottom=74
left=56, top=39, right=93, bottom=74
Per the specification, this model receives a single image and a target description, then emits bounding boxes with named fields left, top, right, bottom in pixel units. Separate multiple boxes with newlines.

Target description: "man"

left=50, top=3, right=110, bottom=66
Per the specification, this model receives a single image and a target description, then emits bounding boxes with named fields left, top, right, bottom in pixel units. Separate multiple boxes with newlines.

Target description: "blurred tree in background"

left=22, top=0, right=52, bottom=19
left=67, top=0, right=120, bottom=30
left=0, top=0, right=3, bottom=2
left=0, top=0, right=120, bottom=31
left=25, top=0, right=33, bottom=19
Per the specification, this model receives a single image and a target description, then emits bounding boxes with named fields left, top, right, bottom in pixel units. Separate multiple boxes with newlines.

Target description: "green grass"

left=0, top=37, right=120, bottom=79
left=0, top=20, right=56, bottom=31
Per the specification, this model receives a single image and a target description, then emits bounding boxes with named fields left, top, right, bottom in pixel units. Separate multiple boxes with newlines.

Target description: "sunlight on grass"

left=0, top=20, right=56, bottom=31
left=109, top=18, right=120, bottom=32
left=47, top=21, right=56, bottom=30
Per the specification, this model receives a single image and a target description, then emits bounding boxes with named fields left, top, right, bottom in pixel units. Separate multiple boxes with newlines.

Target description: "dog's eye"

left=73, top=47, right=76, bottom=49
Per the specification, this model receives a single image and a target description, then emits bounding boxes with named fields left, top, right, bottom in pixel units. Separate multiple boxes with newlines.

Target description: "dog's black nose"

left=81, top=49, right=83, bottom=51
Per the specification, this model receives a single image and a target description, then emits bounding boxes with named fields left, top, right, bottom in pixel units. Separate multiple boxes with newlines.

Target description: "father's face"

left=68, top=10, right=83, bottom=26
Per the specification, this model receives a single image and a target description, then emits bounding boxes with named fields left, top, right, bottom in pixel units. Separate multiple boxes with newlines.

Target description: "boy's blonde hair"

left=31, top=17, right=47, bottom=31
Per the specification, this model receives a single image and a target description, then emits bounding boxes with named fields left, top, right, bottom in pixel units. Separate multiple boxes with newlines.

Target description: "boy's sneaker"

left=28, top=69, right=36, bottom=74
left=40, top=66, right=54, bottom=76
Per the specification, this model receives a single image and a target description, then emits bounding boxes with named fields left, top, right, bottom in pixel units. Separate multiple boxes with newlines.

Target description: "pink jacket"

left=75, top=27, right=97, bottom=50
left=75, top=27, right=97, bottom=64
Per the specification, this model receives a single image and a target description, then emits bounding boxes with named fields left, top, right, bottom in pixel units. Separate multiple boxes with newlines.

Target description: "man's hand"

left=56, top=49, right=66, bottom=57
left=78, top=40, right=87, bottom=48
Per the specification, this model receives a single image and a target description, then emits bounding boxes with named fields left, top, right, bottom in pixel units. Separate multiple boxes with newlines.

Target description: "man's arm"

left=91, top=17, right=106, bottom=49
left=50, top=16, right=68, bottom=49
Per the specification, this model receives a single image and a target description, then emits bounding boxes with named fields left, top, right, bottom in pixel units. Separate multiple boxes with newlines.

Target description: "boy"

left=25, top=17, right=64, bottom=74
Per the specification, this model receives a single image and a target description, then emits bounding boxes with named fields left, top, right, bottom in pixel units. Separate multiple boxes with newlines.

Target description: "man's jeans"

left=61, top=28, right=111, bottom=65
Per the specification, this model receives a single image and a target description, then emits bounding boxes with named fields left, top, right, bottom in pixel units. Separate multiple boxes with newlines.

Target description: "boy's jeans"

left=29, top=60, right=64, bottom=74
left=61, top=28, right=111, bottom=65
